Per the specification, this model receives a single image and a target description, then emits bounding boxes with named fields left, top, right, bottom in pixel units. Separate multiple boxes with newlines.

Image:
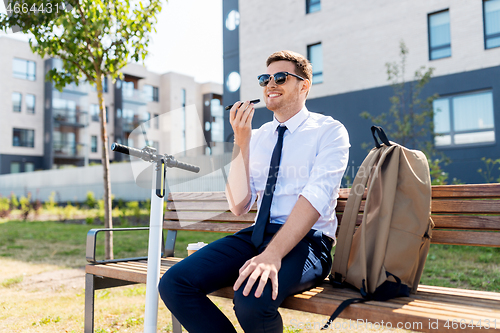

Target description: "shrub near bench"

left=85, top=184, right=500, bottom=333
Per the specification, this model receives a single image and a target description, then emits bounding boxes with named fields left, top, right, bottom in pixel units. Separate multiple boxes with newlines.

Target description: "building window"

left=210, top=99, right=224, bottom=142
left=306, top=0, right=320, bottom=14
left=25, top=162, right=35, bottom=173
left=143, top=112, right=151, bottom=128
left=144, top=85, right=159, bottom=102
left=91, top=136, right=98, bottom=153
left=10, top=162, right=20, bottom=174
left=123, top=81, right=135, bottom=99
left=433, top=90, right=495, bottom=147
left=90, top=104, right=100, bottom=122
left=152, top=141, right=160, bottom=152
left=428, top=10, right=452, bottom=60
left=90, top=104, right=108, bottom=122
left=307, top=43, right=323, bottom=84
left=53, top=131, right=76, bottom=157
left=13, top=58, right=36, bottom=81
left=484, top=0, right=500, bottom=49
left=13, top=128, right=35, bottom=148
left=153, top=113, right=159, bottom=129
left=12, top=92, right=22, bottom=112
left=91, top=76, right=108, bottom=93
left=26, top=94, right=35, bottom=114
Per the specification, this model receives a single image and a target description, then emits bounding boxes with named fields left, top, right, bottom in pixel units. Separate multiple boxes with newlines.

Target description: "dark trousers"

left=158, top=224, right=333, bottom=333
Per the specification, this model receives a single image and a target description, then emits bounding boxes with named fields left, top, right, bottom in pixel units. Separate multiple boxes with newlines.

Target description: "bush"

left=85, top=191, right=97, bottom=209
left=63, top=202, right=77, bottom=220
left=19, top=193, right=32, bottom=221
left=10, top=193, right=19, bottom=210
left=43, top=192, right=57, bottom=211
left=144, top=198, right=151, bottom=212
left=428, top=158, right=449, bottom=185
left=0, top=196, right=11, bottom=218
left=33, top=199, right=42, bottom=217
left=126, top=201, right=141, bottom=219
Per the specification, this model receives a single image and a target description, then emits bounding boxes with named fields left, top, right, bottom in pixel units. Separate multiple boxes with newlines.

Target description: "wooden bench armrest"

left=86, top=227, right=160, bottom=264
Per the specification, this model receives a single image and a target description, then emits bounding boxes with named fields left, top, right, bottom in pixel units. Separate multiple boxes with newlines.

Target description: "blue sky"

left=146, top=0, right=223, bottom=83
left=0, top=0, right=224, bottom=84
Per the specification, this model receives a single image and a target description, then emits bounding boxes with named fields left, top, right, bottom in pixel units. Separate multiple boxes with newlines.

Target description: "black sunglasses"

left=257, top=71, right=306, bottom=87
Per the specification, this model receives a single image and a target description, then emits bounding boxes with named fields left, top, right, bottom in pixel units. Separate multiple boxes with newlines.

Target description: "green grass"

left=0, top=220, right=227, bottom=268
left=1, top=220, right=498, bottom=292
left=420, top=244, right=500, bottom=292
left=1, top=275, right=23, bottom=287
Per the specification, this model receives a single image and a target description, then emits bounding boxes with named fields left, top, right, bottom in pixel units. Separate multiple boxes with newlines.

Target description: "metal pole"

left=144, top=165, right=164, bottom=333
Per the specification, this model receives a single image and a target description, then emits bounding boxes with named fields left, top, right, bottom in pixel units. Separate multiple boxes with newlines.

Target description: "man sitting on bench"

left=159, top=50, right=350, bottom=333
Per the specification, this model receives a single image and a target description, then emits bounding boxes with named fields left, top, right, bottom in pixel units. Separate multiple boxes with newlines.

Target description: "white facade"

left=238, top=0, right=500, bottom=101
left=0, top=37, right=45, bottom=157
left=0, top=36, right=222, bottom=174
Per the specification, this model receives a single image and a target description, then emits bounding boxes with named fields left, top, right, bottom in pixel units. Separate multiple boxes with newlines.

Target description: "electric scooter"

left=111, top=142, right=200, bottom=333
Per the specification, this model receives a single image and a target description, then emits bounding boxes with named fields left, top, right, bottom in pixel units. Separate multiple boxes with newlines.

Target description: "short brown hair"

left=266, top=50, right=312, bottom=82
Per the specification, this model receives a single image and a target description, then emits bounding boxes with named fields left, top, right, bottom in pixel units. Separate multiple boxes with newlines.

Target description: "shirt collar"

left=272, top=106, right=309, bottom=134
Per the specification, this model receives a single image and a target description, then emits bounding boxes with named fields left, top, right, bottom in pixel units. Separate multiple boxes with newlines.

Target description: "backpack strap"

left=321, top=297, right=367, bottom=330
left=371, top=125, right=392, bottom=148
left=322, top=272, right=408, bottom=330
left=331, top=146, right=382, bottom=284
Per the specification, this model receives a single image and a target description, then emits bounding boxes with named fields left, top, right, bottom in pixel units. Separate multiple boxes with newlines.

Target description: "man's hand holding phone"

left=228, top=100, right=258, bottom=148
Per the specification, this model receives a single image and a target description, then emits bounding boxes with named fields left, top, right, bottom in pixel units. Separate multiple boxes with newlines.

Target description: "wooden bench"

left=85, top=184, right=500, bottom=332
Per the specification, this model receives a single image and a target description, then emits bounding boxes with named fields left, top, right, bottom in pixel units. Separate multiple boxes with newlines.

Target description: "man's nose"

left=267, top=75, right=278, bottom=87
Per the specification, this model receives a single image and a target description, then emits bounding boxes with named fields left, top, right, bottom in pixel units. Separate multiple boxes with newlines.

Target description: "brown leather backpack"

left=323, top=126, right=434, bottom=329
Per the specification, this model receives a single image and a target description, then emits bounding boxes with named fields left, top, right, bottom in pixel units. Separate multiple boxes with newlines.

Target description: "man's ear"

left=301, top=79, right=311, bottom=96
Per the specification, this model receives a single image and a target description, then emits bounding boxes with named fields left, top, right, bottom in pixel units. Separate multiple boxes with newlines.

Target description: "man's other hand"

left=233, top=251, right=281, bottom=300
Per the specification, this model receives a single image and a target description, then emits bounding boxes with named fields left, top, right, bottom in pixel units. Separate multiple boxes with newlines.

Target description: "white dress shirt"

left=247, top=107, right=350, bottom=239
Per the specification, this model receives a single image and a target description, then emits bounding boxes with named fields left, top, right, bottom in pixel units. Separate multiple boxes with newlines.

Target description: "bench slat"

left=417, top=285, right=500, bottom=301
left=86, top=258, right=182, bottom=284
left=336, top=199, right=500, bottom=214
left=169, top=192, right=228, bottom=201
left=308, top=289, right=499, bottom=319
left=430, top=183, right=500, bottom=199
left=164, top=211, right=255, bottom=222
left=431, top=230, right=500, bottom=247
left=167, top=201, right=258, bottom=211
left=163, top=221, right=252, bottom=233
left=334, top=214, right=500, bottom=231
left=431, top=200, right=500, bottom=214
left=430, top=215, right=500, bottom=231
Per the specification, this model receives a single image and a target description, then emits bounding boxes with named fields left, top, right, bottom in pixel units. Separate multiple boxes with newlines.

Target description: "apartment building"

left=0, top=37, right=223, bottom=174
left=222, top=0, right=500, bottom=183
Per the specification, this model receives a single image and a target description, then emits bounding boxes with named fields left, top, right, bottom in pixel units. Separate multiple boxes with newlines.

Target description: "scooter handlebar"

left=111, top=142, right=147, bottom=159
left=111, top=142, right=200, bottom=173
left=166, top=158, right=200, bottom=173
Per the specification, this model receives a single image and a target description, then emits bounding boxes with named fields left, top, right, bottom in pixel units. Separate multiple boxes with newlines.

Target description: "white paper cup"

left=187, top=242, right=207, bottom=256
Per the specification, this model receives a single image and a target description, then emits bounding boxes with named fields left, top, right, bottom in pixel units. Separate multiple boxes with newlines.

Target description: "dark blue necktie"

left=251, top=125, right=287, bottom=247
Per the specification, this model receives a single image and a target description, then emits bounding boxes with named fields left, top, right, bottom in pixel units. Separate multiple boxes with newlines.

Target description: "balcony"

left=63, top=82, right=89, bottom=94
left=53, top=141, right=84, bottom=158
left=53, top=109, right=86, bottom=127
left=122, top=88, right=147, bottom=104
left=122, top=117, right=150, bottom=133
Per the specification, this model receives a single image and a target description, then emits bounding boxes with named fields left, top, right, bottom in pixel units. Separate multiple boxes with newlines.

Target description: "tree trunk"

left=96, top=74, right=113, bottom=260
